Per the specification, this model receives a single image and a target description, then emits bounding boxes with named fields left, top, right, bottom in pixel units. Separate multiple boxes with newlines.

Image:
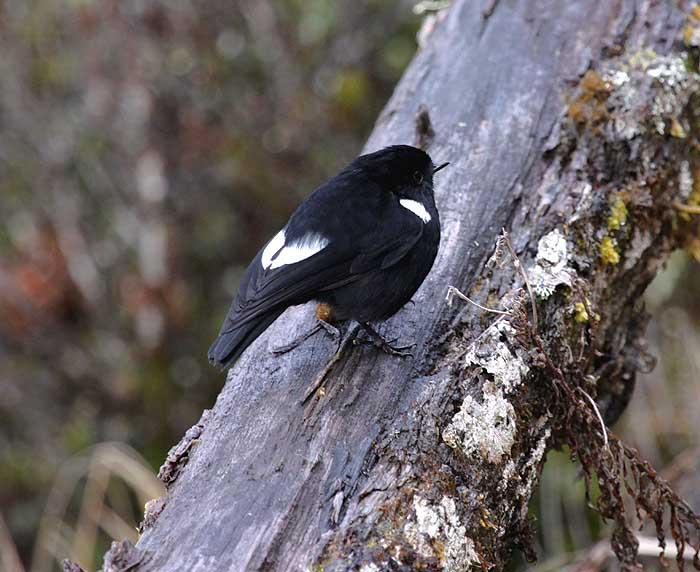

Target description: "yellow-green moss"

left=599, top=236, right=620, bottom=265
left=607, top=197, right=628, bottom=231
left=574, top=302, right=589, bottom=323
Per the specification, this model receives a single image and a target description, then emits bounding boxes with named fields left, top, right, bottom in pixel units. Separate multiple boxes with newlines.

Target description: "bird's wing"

left=218, top=212, right=424, bottom=334
left=348, top=230, right=423, bottom=274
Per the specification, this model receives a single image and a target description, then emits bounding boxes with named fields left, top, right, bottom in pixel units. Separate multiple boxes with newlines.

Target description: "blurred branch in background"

left=0, top=511, right=25, bottom=572
left=30, top=443, right=163, bottom=572
left=531, top=536, right=697, bottom=572
left=0, top=443, right=161, bottom=572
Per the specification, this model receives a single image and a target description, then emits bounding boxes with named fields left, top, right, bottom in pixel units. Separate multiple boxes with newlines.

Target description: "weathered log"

left=119, top=1, right=700, bottom=570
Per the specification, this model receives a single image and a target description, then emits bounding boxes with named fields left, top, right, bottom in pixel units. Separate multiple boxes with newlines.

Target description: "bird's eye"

left=413, top=171, right=424, bottom=184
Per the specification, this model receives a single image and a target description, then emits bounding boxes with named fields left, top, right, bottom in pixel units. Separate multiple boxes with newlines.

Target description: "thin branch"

left=412, top=0, right=450, bottom=15
left=502, top=229, right=539, bottom=333
left=637, top=535, right=697, bottom=560
left=577, top=387, right=609, bottom=449
left=673, top=201, right=700, bottom=214
left=0, top=511, right=25, bottom=572
left=445, top=285, right=511, bottom=315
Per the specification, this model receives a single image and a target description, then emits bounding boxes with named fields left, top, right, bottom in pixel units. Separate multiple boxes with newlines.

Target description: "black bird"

left=208, top=145, right=447, bottom=369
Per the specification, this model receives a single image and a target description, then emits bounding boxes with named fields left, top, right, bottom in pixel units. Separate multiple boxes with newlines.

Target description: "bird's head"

left=351, top=145, right=448, bottom=199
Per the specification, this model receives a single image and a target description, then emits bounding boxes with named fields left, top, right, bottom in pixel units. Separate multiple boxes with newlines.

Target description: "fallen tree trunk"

left=112, top=1, right=700, bottom=570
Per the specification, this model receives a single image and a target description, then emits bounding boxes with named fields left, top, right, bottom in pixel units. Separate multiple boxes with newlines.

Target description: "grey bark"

left=115, top=1, right=699, bottom=570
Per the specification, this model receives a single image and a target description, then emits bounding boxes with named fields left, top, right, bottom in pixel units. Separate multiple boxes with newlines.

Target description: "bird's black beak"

left=433, top=162, right=449, bottom=174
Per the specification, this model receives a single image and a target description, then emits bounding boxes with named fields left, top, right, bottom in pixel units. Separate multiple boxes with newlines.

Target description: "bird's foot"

left=357, top=322, right=415, bottom=358
left=272, top=320, right=341, bottom=355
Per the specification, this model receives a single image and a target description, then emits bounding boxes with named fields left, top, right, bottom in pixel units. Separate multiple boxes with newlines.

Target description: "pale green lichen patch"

left=443, top=320, right=528, bottom=464
left=623, top=228, right=654, bottom=270
left=443, top=392, right=517, bottom=464
left=646, top=56, right=696, bottom=135
left=492, top=417, right=551, bottom=522
left=679, top=161, right=700, bottom=222
left=679, top=161, right=694, bottom=202
left=404, top=496, right=479, bottom=572
left=514, top=422, right=551, bottom=518
left=596, top=48, right=700, bottom=141
left=528, top=229, right=574, bottom=298
left=571, top=47, right=700, bottom=270
left=463, top=320, right=530, bottom=393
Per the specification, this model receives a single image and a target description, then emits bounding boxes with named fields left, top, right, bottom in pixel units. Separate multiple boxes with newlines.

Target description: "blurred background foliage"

left=0, top=1, right=697, bottom=571
left=0, top=0, right=420, bottom=568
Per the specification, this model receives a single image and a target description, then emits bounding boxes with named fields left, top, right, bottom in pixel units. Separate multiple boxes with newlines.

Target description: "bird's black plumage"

left=208, top=145, right=443, bottom=368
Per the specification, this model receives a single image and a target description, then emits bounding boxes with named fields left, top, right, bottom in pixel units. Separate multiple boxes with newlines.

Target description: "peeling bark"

left=119, top=1, right=700, bottom=571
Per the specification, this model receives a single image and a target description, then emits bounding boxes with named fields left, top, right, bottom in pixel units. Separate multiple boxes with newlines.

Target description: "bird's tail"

left=207, top=307, right=285, bottom=369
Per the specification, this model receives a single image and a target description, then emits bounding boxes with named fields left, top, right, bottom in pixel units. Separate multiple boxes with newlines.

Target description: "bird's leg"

left=318, top=319, right=342, bottom=341
left=272, top=303, right=341, bottom=355
left=301, top=323, right=361, bottom=404
left=356, top=322, right=415, bottom=358
left=272, top=321, right=322, bottom=355
left=272, top=320, right=340, bottom=355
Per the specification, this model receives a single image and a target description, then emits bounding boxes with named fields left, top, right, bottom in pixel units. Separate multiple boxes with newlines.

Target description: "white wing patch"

left=399, top=199, right=431, bottom=223
left=261, top=229, right=286, bottom=269
left=269, top=232, right=329, bottom=269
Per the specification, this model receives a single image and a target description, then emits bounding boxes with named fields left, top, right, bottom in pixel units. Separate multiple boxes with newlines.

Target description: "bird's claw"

left=355, top=324, right=415, bottom=358
left=376, top=340, right=415, bottom=358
